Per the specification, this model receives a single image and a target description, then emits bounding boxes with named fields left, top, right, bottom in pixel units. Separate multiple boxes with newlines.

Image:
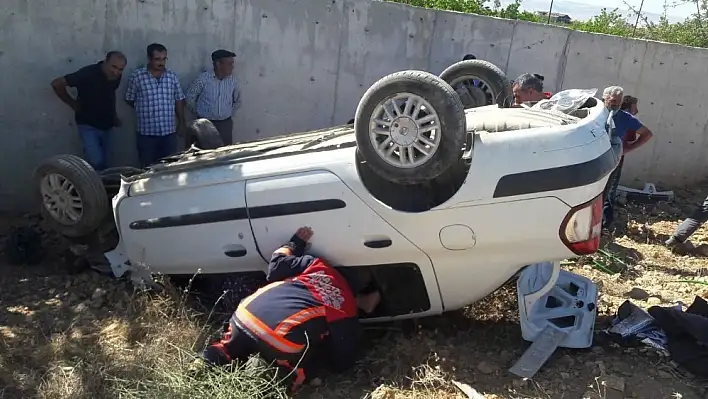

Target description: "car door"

left=117, top=180, right=266, bottom=275
left=245, top=169, right=443, bottom=317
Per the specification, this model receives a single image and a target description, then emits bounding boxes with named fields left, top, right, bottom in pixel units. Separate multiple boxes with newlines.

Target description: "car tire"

left=187, top=118, right=224, bottom=150
left=439, top=59, right=512, bottom=108
left=33, top=154, right=110, bottom=238
left=354, top=70, right=466, bottom=185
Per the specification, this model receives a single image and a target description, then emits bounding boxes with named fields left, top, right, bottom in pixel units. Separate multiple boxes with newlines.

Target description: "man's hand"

left=295, top=226, right=313, bottom=243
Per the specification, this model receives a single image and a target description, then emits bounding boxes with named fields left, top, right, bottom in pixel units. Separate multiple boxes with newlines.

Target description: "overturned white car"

left=34, top=60, right=618, bottom=322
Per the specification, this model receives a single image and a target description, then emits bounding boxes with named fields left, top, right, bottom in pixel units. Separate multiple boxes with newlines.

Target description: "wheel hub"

left=40, top=172, right=84, bottom=225
left=390, top=117, right=419, bottom=146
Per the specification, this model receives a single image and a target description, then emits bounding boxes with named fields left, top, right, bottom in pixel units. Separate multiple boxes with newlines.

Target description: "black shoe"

left=665, top=236, right=693, bottom=254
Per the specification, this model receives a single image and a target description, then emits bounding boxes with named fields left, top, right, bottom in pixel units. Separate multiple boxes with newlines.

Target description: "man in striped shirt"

left=185, top=49, right=242, bottom=146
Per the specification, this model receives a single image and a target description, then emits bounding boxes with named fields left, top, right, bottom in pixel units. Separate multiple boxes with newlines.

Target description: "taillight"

left=559, top=194, right=603, bottom=255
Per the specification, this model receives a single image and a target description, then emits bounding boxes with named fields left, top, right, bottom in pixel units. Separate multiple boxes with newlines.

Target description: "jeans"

left=672, top=194, right=708, bottom=242
left=136, top=133, right=178, bottom=167
left=77, top=125, right=111, bottom=171
left=602, top=155, right=624, bottom=229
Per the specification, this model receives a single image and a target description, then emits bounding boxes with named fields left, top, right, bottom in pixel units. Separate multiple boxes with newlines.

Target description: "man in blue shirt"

left=125, top=43, right=186, bottom=167
left=601, top=86, right=654, bottom=230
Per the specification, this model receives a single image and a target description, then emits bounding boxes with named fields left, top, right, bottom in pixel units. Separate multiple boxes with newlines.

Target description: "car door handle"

left=364, top=239, right=392, bottom=249
left=224, top=244, right=247, bottom=258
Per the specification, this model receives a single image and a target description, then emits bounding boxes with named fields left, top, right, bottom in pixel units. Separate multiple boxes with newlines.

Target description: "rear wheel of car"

left=33, top=154, right=109, bottom=238
left=354, top=70, right=466, bottom=185
left=439, top=59, right=512, bottom=108
left=187, top=118, right=224, bottom=150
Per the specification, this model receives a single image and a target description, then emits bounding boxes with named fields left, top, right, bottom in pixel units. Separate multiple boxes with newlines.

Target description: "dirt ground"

left=2, top=186, right=708, bottom=399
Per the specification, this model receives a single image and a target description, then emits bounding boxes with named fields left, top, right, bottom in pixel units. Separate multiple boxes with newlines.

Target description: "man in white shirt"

left=185, top=49, right=242, bottom=145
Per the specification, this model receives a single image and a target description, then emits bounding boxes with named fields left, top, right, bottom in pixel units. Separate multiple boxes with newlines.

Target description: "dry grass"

left=0, top=270, right=288, bottom=399
left=2, top=185, right=708, bottom=399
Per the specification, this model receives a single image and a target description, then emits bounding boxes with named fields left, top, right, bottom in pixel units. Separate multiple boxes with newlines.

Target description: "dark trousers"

left=672, top=195, right=708, bottom=242
left=602, top=156, right=625, bottom=229
left=136, top=133, right=178, bottom=167
left=210, top=117, right=233, bottom=146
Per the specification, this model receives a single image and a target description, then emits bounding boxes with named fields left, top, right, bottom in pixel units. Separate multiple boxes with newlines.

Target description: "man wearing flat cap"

left=185, top=49, right=242, bottom=145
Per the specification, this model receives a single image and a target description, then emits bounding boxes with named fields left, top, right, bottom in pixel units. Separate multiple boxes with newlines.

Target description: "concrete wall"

left=1, top=0, right=706, bottom=211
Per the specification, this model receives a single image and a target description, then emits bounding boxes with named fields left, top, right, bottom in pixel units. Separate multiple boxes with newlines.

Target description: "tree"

left=388, top=0, right=708, bottom=48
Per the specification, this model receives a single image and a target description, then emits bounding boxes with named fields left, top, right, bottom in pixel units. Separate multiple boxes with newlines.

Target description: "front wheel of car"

left=33, top=154, right=110, bottom=238
left=354, top=70, right=466, bottom=185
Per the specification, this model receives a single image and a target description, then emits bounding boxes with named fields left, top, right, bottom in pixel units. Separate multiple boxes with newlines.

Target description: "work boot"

left=665, top=236, right=693, bottom=255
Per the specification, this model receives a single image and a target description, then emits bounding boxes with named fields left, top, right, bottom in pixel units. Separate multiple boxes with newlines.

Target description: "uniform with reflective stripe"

left=234, top=257, right=358, bottom=355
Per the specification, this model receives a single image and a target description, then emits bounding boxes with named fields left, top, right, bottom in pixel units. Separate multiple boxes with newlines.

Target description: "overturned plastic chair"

left=511, top=261, right=599, bottom=378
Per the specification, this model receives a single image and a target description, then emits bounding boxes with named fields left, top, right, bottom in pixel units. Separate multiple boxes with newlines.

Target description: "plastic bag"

left=532, top=88, right=598, bottom=115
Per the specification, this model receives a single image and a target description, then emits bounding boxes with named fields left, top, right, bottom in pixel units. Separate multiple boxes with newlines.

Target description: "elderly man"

left=50, top=51, right=127, bottom=171
left=185, top=49, right=242, bottom=146
left=512, top=73, right=551, bottom=106
left=601, top=86, right=654, bottom=230
left=125, top=43, right=186, bottom=167
left=202, top=226, right=381, bottom=393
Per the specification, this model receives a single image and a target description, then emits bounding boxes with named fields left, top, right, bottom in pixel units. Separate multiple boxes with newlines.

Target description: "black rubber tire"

left=439, top=59, right=512, bottom=108
left=187, top=119, right=224, bottom=150
left=354, top=70, right=466, bottom=185
left=33, top=154, right=110, bottom=238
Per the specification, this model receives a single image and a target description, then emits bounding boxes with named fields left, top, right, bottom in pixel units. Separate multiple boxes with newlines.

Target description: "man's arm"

left=624, top=116, right=653, bottom=153
left=174, top=77, right=187, bottom=128
left=124, top=71, right=138, bottom=108
left=50, top=68, right=87, bottom=112
left=267, top=251, right=315, bottom=282
left=324, top=317, right=362, bottom=373
left=233, top=79, right=242, bottom=111
left=266, top=227, right=315, bottom=282
left=185, top=75, right=205, bottom=114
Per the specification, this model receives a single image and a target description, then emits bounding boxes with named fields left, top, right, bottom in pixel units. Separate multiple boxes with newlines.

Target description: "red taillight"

left=559, top=194, right=603, bottom=255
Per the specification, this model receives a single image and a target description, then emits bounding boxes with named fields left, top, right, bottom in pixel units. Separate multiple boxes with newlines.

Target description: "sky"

left=501, top=0, right=698, bottom=23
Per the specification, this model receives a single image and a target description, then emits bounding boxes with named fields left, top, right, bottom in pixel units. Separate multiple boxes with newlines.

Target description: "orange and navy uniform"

left=210, top=233, right=363, bottom=388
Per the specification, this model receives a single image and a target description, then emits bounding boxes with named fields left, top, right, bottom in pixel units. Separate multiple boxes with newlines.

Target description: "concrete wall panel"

left=428, top=11, right=515, bottom=75
left=332, top=0, right=435, bottom=125
left=0, top=0, right=108, bottom=209
left=3, top=0, right=708, bottom=210
left=230, top=0, right=344, bottom=140
left=505, top=22, right=571, bottom=92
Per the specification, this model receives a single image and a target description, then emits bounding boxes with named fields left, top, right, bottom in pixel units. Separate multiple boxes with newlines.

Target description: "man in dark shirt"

left=51, top=51, right=126, bottom=171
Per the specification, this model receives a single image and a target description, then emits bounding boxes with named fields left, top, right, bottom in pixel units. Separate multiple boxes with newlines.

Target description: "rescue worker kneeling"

left=201, top=226, right=381, bottom=391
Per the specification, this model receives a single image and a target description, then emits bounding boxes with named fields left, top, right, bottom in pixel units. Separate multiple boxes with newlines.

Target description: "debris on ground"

left=3, top=186, right=708, bottom=398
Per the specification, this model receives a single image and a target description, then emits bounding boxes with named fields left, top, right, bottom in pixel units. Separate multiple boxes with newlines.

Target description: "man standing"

left=125, top=43, right=186, bottom=167
left=50, top=51, right=127, bottom=171
left=185, top=49, right=242, bottom=146
left=601, top=86, right=654, bottom=230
